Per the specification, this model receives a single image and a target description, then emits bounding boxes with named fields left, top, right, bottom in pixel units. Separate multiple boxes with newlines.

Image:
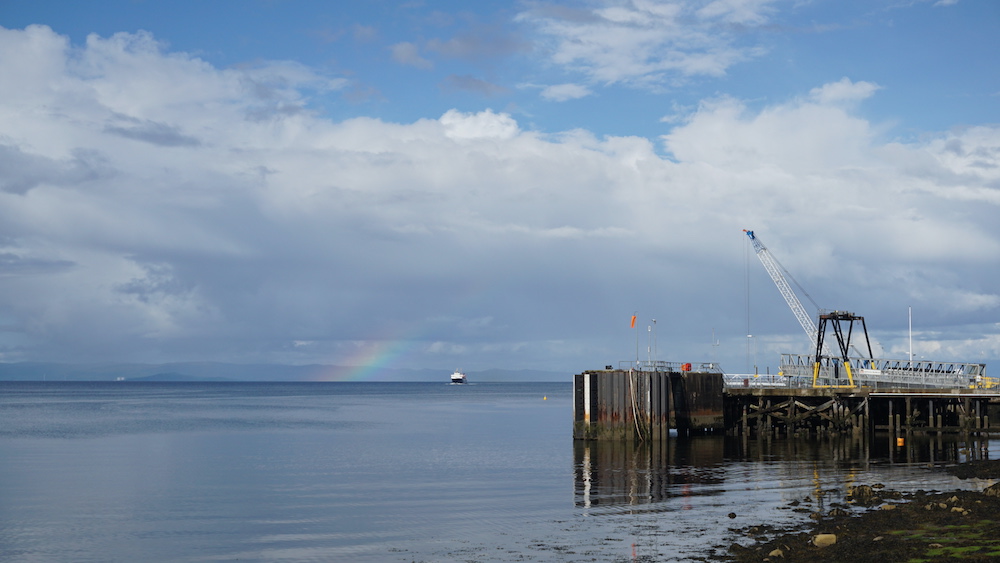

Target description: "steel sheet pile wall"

left=573, top=370, right=725, bottom=440
left=672, top=370, right=726, bottom=432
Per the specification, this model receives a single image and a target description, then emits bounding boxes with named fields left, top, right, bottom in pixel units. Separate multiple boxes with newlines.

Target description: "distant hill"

left=126, top=372, right=233, bottom=382
left=0, top=362, right=570, bottom=382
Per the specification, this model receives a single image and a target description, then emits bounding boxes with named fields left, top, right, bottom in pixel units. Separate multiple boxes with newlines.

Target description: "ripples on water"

left=0, top=381, right=995, bottom=562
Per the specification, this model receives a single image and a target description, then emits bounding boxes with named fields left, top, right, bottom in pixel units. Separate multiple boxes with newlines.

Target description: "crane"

left=743, top=229, right=819, bottom=350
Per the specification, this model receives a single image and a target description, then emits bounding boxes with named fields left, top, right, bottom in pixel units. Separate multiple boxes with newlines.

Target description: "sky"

left=0, top=0, right=998, bottom=377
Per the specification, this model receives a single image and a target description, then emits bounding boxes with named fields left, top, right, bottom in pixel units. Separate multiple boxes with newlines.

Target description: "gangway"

left=778, top=354, right=990, bottom=389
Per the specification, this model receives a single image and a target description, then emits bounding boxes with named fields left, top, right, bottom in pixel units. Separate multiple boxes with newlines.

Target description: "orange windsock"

left=630, top=315, right=637, bottom=328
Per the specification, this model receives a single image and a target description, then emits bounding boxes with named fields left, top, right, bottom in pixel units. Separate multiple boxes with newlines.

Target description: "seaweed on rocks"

left=945, top=459, right=1000, bottom=480
left=718, top=487, right=1000, bottom=562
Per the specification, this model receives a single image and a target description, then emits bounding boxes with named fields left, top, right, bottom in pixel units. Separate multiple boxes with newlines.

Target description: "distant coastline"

left=0, top=361, right=569, bottom=383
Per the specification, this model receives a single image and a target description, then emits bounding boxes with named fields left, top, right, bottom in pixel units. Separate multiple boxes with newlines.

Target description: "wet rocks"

left=847, top=485, right=878, bottom=505
left=846, top=483, right=902, bottom=507
left=922, top=494, right=972, bottom=516
left=811, top=534, right=837, bottom=548
left=946, top=459, right=1000, bottom=480
left=725, top=486, right=1000, bottom=562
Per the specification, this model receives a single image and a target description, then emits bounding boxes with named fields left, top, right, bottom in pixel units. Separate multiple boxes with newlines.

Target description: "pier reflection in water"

left=574, top=438, right=726, bottom=509
left=574, top=434, right=995, bottom=512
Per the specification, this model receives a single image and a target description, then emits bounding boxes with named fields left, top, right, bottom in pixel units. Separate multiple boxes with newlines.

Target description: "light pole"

left=647, top=324, right=651, bottom=364
left=653, top=319, right=658, bottom=366
left=710, top=328, right=720, bottom=367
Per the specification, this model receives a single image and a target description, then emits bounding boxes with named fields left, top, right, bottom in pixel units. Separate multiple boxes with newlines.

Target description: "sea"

left=1, top=381, right=996, bottom=562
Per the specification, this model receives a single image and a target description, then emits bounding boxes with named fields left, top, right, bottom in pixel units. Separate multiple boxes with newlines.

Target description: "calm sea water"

left=0, top=381, right=995, bottom=562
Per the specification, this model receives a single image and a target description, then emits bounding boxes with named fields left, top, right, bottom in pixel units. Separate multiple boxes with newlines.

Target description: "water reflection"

left=870, top=433, right=992, bottom=465
left=574, top=439, right=727, bottom=509
left=575, top=434, right=994, bottom=510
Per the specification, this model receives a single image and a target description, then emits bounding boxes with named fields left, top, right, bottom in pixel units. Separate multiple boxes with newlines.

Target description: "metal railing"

left=616, top=360, right=725, bottom=374
left=722, top=354, right=990, bottom=389
left=723, top=373, right=799, bottom=388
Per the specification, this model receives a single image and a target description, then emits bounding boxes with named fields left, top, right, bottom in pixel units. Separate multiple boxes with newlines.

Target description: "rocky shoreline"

left=717, top=460, right=1000, bottom=562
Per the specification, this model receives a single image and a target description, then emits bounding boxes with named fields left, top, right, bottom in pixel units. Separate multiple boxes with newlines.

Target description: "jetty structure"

left=574, top=230, right=998, bottom=441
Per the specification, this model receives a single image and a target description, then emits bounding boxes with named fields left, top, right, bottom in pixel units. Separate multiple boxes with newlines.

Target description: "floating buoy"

left=543, top=396, right=547, bottom=400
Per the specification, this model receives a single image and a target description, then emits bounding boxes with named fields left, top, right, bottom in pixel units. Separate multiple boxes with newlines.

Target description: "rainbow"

left=310, top=291, right=485, bottom=381
left=312, top=338, right=424, bottom=381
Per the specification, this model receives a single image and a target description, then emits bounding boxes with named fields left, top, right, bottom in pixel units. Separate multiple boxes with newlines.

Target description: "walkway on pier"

left=770, top=353, right=994, bottom=390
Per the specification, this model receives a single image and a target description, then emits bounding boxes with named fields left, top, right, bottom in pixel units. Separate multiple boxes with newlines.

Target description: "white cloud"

left=439, top=108, right=520, bottom=139
left=697, top=0, right=776, bottom=25
left=662, top=89, right=877, bottom=174
left=541, top=83, right=593, bottom=101
left=809, top=77, right=881, bottom=104
left=0, top=26, right=998, bottom=371
left=517, top=0, right=776, bottom=86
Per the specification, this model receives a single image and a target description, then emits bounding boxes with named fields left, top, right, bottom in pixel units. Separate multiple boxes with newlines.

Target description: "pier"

left=573, top=358, right=1000, bottom=441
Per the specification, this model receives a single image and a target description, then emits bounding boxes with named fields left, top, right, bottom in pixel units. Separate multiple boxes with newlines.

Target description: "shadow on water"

left=574, top=433, right=995, bottom=510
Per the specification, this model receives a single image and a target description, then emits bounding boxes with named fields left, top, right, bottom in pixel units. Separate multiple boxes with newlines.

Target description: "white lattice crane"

left=743, top=229, right=819, bottom=350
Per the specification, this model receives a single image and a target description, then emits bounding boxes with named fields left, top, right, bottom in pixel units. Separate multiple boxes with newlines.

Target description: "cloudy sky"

left=1, top=0, right=998, bottom=377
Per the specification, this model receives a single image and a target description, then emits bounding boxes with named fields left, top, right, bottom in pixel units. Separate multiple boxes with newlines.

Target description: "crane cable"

left=765, top=244, right=822, bottom=314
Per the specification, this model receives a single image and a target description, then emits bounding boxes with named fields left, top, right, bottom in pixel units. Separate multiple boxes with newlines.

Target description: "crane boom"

left=743, top=230, right=818, bottom=349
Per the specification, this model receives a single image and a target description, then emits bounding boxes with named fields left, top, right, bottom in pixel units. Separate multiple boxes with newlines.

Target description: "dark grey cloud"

left=0, top=145, right=112, bottom=194
left=115, top=261, right=195, bottom=303
left=104, top=118, right=201, bottom=147
left=0, top=253, right=75, bottom=276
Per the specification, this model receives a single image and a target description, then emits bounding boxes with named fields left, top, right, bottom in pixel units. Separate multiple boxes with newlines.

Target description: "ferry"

left=450, top=370, right=467, bottom=384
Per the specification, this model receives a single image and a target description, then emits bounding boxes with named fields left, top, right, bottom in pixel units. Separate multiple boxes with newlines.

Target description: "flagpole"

left=632, top=311, right=638, bottom=367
